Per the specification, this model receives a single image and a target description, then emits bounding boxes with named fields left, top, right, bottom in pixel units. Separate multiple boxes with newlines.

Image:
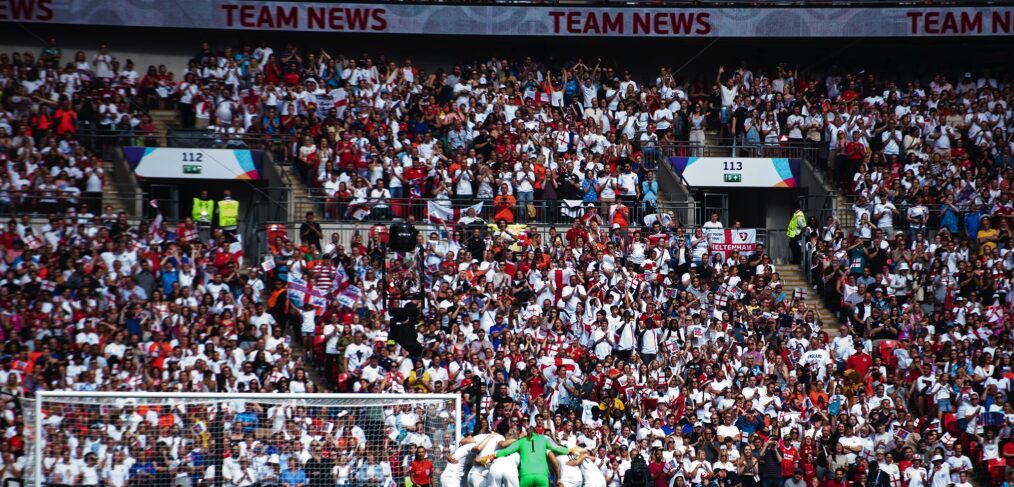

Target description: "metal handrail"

left=166, top=128, right=298, bottom=149
left=659, top=142, right=818, bottom=159
left=0, top=193, right=146, bottom=218
left=824, top=198, right=982, bottom=234
left=280, top=191, right=691, bottom=226
left=56, top=128, right=298, bottom=161
left=652, top=145, right=693, bottom=191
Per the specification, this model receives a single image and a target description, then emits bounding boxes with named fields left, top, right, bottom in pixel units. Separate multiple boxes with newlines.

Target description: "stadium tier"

left=0, top=2, right=1012, bottom=487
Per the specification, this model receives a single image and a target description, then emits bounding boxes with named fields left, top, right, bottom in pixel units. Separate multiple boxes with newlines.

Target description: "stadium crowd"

left=0, top=38, right=1012, bottom=487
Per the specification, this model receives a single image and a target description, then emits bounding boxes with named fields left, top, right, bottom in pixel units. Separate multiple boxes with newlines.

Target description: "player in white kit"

left=579, top=453, right=608, bottom=487
left=489, top=421, right=521, bottom=487
left=441, top=435, right=495, bottom=487
left=553, top=447, right=588, bottom=487
left=469, top=423, right=505, bottom=487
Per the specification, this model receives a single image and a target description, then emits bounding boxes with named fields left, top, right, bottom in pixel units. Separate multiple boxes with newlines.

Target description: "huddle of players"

left=440, top=421, right=603, bottom=487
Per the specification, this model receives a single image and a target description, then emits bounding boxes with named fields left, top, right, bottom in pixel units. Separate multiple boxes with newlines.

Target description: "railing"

left=64, top=128, right=145, bottom=154
left=254, top=220, right=570, bottom=259
left=288, top=190, right=692, bottom=227
left=659, top=141, right=821, bottom=160
left=797, top=193, right=840, bottom=227
left=652, top=144, right=693, bottom=192
left=63, top=127, right=297, bottom=161
left=34, top=127, right=294, bottom=158
left=254, top=220, right=791, bottom=271
left=166, top=128, right=298, bottom=162
left=792, top=197, right=980, bottom=286
left=0, top=192, right=147, bottom=219
left=655, top=201, right=694, bottom=228
left=832, top=198, right=978, bottom=235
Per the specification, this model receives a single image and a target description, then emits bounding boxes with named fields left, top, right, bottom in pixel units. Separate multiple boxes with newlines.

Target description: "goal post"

left=28, top=391, right=462, bottom=487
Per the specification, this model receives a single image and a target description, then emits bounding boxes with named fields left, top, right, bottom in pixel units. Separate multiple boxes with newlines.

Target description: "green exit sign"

left=183, top=165, right=203, bottom=175
left=724, top=173, right=742, bottom=183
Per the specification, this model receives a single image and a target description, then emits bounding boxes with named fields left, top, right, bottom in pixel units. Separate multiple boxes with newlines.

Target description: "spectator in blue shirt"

left=281, top=457, right=307, bottom=487
left=489, top=321, right=507, bottom=350
left=641, top=171, right=658, bottom=215
left=160, top=261, right=179, bottom=295
left=129, top=454, right=157, bottom=484
left=735, top=410, right=763, bottom=437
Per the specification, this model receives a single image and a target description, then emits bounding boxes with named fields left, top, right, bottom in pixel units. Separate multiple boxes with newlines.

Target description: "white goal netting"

left=24, top=393, right=460, bottom=487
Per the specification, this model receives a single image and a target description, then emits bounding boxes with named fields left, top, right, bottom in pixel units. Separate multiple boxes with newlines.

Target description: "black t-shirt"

left=714, top=472, right=741, bottom=487
left=466, top=236, right=485, bottom=260
left=733, top=106, right=749, bottom=133
left=870, top=122, right=886, bottom=152
left=737, top=262, right=755, bottom=281
left=870, top=320, right=897, bottom=341
left=473, top=133, right=494, bottom=159
left=154, top=457, right=172, bottom=487
left=305, top=457, right=335, bottom=487
left=866, top=244, right=887, bottom=273
left=300, top=221, right=323, bottom=250
left=759, top=447, right=781, bottom=479
left=559, top=174, right=583, bottom=200
left=958, top=271, right=978, bottom=297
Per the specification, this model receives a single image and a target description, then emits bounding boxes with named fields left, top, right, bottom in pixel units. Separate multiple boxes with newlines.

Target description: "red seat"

left=943, top=413, right=959, bottom=436
left=987, top=459, right=1006, bottom=485
left=967, top=440, right=983, bottom=465
left=267, top=223, right=288, bottom=252
left=879, top=340, right=899, bottom=368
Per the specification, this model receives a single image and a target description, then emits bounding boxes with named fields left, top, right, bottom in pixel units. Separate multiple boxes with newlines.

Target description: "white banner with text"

left=0, top=1, right=1009, bottom=37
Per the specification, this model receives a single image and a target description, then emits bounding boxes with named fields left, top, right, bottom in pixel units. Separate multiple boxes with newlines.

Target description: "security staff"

left=192, top=190, right=214, bottom=224
left=786, top=208, right=806, bottom=264
left=217, top=189, right=240, bottom=233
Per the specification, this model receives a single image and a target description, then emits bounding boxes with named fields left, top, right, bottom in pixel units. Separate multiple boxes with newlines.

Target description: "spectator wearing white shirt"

left=786, top=106, right=806, bottom=144
left=617, top=164, right=639, bottom=221
left=368, top=179, right=392, bottom=220
left=880, top=120, right=903, bottom=156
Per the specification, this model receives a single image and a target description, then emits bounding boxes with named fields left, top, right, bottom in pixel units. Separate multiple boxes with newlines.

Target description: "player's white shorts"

left=468, top=466, right=490, bottom=487
left=441, top=472, right=465, bottom=487
left=489, top=460, right=519, bottom=487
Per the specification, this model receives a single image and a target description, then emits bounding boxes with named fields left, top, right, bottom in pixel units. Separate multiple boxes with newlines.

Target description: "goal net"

left=24, top=392, right=461, bottom=487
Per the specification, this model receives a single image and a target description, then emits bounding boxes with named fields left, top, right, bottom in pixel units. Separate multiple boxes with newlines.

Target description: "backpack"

left=624, top=456, right=650, bottom=487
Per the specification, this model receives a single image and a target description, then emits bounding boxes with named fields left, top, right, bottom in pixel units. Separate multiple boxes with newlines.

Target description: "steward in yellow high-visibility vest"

left=786, top=209, right=805, bottom=238
left=192, top=190, right=215, bottom=224
left=217, top=190, right=239, bottom=230
left=787, top=208, right=806, bottom=264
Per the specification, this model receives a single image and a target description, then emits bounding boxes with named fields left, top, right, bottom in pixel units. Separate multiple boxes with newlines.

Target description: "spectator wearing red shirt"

left=565, top=219, right=588, bottom=247
left=779, top=438, right=798, bottom=479
left=53, top=100, right=77, bottom=135
left=0, top=220, right=19, bottom=248
left=648, top=448, right=671, bottom=487
left=527, top=372, right=545, bottom=399
left=826, top=468, right=849, bottom=487
left=493, top=184, right=517, bottom=224
left=799, top=437, right=817, bottom=479
left=408, top=447, right=433, bottom=487
left=846, top=347, right=873, bottom=377
left=335, top=131, right=359, bottom=171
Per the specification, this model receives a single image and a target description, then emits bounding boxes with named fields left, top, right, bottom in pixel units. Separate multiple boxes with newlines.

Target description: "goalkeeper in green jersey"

left=480, top=429, right=585, bottom=487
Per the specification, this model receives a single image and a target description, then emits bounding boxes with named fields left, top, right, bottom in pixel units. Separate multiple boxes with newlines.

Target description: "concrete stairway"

left=282, top=163, right=312, bottom=220
left=101, top=159, right=121, bottom=211
left=777, top=264, right=839, bottom=332
left=838, top=195, right=855, bottom=229
left=148, top=109, right=179, bottom=146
